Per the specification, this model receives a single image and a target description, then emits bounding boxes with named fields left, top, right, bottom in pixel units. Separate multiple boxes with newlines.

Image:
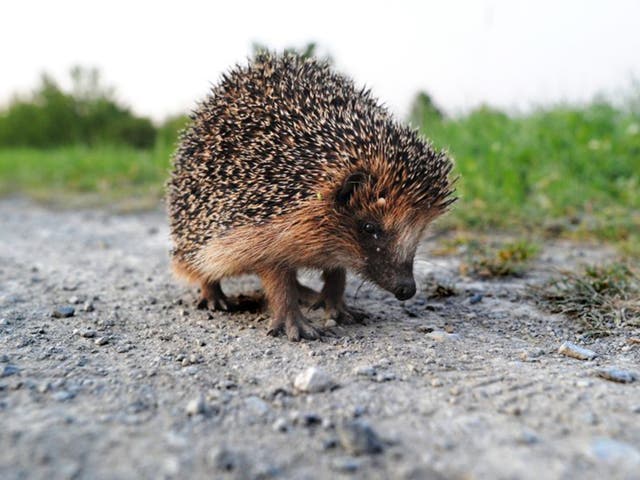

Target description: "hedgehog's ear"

left=336, top=171, right=366, bottom=206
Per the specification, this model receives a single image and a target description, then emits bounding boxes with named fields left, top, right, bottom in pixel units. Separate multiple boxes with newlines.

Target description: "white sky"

left=2, top=0, right=640, bottom=121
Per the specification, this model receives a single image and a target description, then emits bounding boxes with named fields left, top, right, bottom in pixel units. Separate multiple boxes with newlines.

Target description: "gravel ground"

left=0, top=199, right=639, bottom=480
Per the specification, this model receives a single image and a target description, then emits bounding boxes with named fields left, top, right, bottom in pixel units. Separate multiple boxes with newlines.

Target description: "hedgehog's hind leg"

left=196, top=280, right=230, bottom=310
left=296, top=280, right=320, bottom=307
left=313, top=268, right=367, bottom=325
left=197, top=280, right=263, bottom=312
left=260, top=267, right=322, bottom=341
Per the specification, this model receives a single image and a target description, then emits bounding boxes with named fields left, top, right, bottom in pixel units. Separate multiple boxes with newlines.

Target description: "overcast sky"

left=2, top=0, right=640, bottom=121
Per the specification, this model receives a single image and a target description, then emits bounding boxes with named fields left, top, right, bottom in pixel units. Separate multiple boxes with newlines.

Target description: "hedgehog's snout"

left=364, top=258, right=417, bottom=301
left=393, top=280, right=416, bottom=301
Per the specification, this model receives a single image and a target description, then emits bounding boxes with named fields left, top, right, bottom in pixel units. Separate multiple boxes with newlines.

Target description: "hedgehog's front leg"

left=260, top=267, right=322, bottom=341
left=314, top=268, right=367, bottom=325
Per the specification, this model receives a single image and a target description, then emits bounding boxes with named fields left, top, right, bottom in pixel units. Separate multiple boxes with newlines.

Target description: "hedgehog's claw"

left=196, top=296, right=231, bottom=311
left=267, top=314, right=322, bottom=341
left=266, top=316, right=285, bottom=337
left=197, top=281, right=230, bottom=311
left=286, top=316, right=322, bottom=342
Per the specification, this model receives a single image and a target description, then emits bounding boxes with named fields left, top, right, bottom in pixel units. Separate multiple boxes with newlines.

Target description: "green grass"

left=418, top=101, right=640, bottom=250
left=0, top=143, right=173, bottom=201
left=466, top=239, right=539, bottom=278
left=531, top=263, right=640, bottom=337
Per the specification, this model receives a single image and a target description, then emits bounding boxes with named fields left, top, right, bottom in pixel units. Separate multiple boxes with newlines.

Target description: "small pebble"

left=331, top=457, right=362, bottom=473
left=520, top=349, right=544, bottom=362
left=427, top=331, right=460, bottom=342
left=323, top=438, right=338, bottom=450
left=1, top=364, right=19, bottom=378
left=469, top=293, right=483, bottom=304
left=353, top=365, right=377, bottom=377
left=449, top=386, right=462, bottom=396
left=52, top=390, right=75, bottom=402
left=337, top=420, right=384, bottom=455
left=244, top=396, right=270, bottom=416
left=37, top=382, right=51, bottom=393
left=322, top=417, right=334, bottom=430
left=300, top=412, right=322, bottom=426
left=575, top=379, right=593, bottom=388
left=82, top=301, right=95, bottom=312
left=272, top=418, right=289, bottom=432
left=80, top=330, right=96, bottom=339
left=587, top=438, right=640, bottom=466
left=558, top=341, right=597, bottom=360
left=596, top=367, right=637, bottom=384
left=415, top=325, right=434, bottom=333
left=185, top=394, right=208, bottom=416
left=293, top=367, right=335, bottom=393
left=517, top=430, right=540, bottom=445
left=52, top=306, right=75, bottom=319
left=210, top=447, right=243, bottom=471
left=376, top=372, right=396, bottom=382
left=94, top=337, right=109, bottom=346
left=431, top=378, right=443, bottom=387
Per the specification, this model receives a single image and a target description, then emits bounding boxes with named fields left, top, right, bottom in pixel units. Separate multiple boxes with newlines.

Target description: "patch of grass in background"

left=0, top=143, right=173, bottom=200
left=411, top=93, right=640, bottom=251
left=531, top=263, right=640, bottom=337
left=455, top=238, right=540, bottom=278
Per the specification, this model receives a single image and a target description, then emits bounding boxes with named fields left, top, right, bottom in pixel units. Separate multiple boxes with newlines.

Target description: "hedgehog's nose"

left=394, top=281, right=416, bottom=301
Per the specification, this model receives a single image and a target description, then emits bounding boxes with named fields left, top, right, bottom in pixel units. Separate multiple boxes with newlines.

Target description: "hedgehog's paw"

left=287, top=315, right=322, bottom=342
left=326, top=303, right=368, bottom=325
left=197, top=280, right=231, bottom=311
left=266, top=315, right=321, bottom=341
left=266, top=316, right=285, bottom=337
left=197, top=281, right=264, bottom=313
left=196, top=295, right=231, bottom=311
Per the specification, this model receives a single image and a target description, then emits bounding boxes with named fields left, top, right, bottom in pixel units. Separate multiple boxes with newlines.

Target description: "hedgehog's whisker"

left=353, top=278, right=367, bottom=304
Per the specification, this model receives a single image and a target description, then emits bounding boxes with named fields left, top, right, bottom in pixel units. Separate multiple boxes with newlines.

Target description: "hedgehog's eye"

left=362, top=222, right=379, bottom=235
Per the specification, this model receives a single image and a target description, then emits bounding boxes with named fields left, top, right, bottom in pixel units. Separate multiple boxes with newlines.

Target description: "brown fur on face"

left=322, top=162, right=447, bottom=294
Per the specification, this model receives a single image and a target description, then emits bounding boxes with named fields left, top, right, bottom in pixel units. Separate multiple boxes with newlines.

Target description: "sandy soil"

left=0, top=199, right=638, bottom=480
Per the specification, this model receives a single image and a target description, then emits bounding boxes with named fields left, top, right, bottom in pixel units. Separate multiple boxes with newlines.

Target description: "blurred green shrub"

left=0, top=66, right=156, bottom=149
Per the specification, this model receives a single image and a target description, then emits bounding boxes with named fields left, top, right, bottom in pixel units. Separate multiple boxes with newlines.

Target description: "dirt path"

left=0, top=199, right=638, bottom=480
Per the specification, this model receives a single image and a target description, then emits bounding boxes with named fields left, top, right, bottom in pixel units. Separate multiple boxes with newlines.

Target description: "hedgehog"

left=167, top=52, right=455, bottom=341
